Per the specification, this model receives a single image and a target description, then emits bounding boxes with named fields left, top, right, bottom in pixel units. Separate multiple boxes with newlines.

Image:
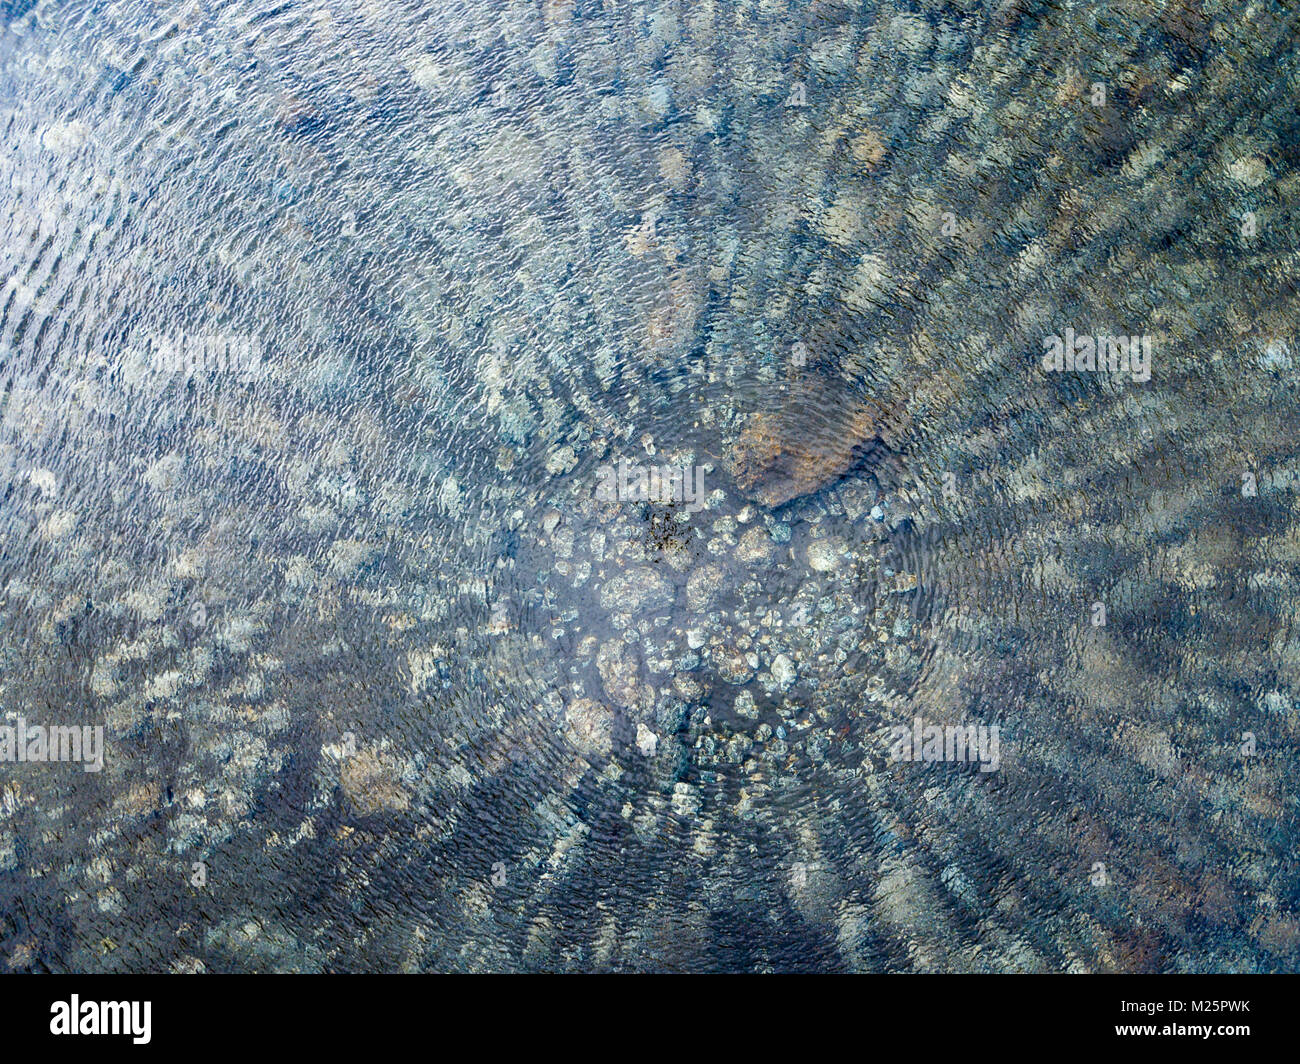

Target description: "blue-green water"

left=0, top=0, right=1298, bottom=972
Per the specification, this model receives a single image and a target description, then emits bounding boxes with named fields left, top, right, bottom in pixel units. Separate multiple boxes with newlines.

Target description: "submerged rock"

left=729, top=390, right=884, bottom=508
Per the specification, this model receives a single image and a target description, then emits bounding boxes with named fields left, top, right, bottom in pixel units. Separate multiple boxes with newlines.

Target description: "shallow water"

left=1, top=0, right=1298, bottom=972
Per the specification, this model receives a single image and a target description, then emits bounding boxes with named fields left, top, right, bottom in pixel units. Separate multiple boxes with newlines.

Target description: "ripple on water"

left=0, top=0, right=1298, bottom=973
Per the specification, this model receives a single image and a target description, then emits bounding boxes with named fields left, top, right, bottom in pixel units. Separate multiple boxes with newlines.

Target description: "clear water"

left=1, top=0, right=1298, bottom=972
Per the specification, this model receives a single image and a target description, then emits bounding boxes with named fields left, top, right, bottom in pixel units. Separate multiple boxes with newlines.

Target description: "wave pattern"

left=0, top=0, right=1298, bottom=971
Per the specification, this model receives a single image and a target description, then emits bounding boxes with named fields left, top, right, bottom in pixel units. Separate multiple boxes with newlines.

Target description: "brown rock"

left=340, top=748, right=410, bottom=816
left=564, top=698, right=613, bottom=758
left=646, top=270, right=705, bottom=361
left=849, top=128, right=887, bottom=169
left=729, top=389, right=885, bottom=508
left=597, top=639, right=648, bottom=709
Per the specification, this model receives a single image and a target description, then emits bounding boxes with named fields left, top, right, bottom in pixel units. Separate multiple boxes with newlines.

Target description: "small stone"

left=340, top=748, right=410, bottom=816
left=144, top=454, right=185, bottom=494
left=546, top=445, right=578, bottom=475
left=600, top=568, right=674, bottom=613
left=644, top=81, right=671, bottom=119
left=671, top=783, right=699, bottom=817
left=553, top=527, right=574, bottom=559
left=636, top=723, right=658, bottom=757
left=1227, top=155, right=1269, bottom=188
left=850, top=128, right=887, bottom=169
left=566, top=698, right=613, bottom=757
left=1261, top=340, right=1293, bottom=372
left=40, top=510, right=77, bottom=540
left=736, top=526, right=775, bottom=563
left=807, top=537, right=845, bottom=572
left=771, top=653, right=796, bottom=689
left=28, top=469, right=57, bottom=498
left=597, top=639, right=647, bottom=709
left=658, top=147, right=691, bottom=190
left=686, top=564, right=724, bottom=611
left=439, top=476, right=463, bottom=515
left=734, top=690, right=758, bottom=719
left=712, top=644, right=756, bottom=685
left=41, top=121, right=90, bottom=154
